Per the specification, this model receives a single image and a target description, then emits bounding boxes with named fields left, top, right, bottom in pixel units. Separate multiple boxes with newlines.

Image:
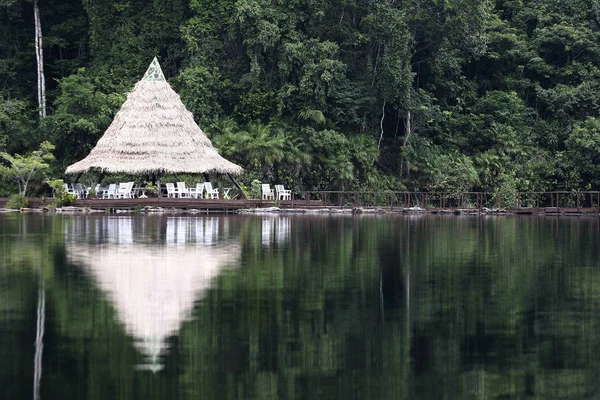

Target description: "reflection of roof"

left=66, top=217, right=240, bottom=370
left=65, top=57, right=242, bottom=175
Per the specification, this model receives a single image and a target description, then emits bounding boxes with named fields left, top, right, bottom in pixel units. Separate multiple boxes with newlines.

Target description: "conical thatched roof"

left=65, top=58, right=242, bottom=175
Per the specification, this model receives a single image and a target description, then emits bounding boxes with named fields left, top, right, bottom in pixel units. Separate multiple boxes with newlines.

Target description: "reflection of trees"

left=3, top=214, right=600, bottom=399
left=400, top=216, right=600, bottom=398
left=33, top=275, right=45, bottom=400
left=178, top=216, right=407, bottom=400
left=178, top=215, right=600, bottom=400
left=0, top=214, right=61, bottom=400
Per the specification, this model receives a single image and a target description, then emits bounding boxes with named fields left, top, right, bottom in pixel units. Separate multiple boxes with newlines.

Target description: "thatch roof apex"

left=142, top=57, right=166, bottom=82
left=65, top=58, right=242, bottom=176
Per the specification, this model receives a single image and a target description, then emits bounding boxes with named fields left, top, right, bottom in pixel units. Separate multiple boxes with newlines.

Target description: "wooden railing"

left=290, top=191, right=600, bottom=212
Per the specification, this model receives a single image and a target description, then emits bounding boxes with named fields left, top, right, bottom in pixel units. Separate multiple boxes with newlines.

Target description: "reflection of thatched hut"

left=66, top=217, right=240, bottom=372
left=65, top=58, right=242, bottom=176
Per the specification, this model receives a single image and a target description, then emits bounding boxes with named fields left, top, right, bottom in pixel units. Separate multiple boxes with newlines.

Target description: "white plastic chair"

left=63, top=183, right=75, bottom=196
left=166, top=183, right=179, bottom=198
left=190, top=183, right=204, bottom=199
left=126, top=181, right=135, bottom=198
left=117, top=182, right=132, bottom=198
left=204, top=182, right=219, bottom=199
left=74, top=183, right=88, bottom=199
left=176, top=182, right=191, bottom=198
left=261, top=184, right=275, bottom=200
left=102, top=184, right=118, bottom=199
left=274, top=184, right=291, bottom=200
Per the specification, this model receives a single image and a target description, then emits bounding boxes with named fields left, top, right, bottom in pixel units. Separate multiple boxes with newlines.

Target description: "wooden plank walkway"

left=0, top=197, right=326, bottom=211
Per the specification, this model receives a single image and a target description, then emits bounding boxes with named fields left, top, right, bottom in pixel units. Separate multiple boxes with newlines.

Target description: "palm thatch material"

left=65, top=58, right=242, bottom=175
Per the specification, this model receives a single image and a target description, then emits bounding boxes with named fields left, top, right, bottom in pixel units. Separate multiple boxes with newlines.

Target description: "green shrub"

left=145, top=182, right=158, bottom=195
left=250, top=179, right=262, bottom=199
left=54, top=192, right=77, bottom=207
left=6, top=194, right=29, bottom=209
left=47, top=179, right=76, bottom=207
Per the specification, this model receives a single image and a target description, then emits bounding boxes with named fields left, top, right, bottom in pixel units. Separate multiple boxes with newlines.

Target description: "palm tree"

left=244, top=123, right=287, bottom=168
left=298, top=108, right=326, bottom=127
left=271, top=123, right=312, bottom=184
left=211, top=121, right=288, bottom=175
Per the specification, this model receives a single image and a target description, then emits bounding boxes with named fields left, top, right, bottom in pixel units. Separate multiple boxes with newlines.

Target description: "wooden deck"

left=0, top=197, right=326, bottom=211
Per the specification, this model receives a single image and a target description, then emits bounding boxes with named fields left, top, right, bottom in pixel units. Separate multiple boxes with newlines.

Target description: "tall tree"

left=33, top=0, right=45, bottom=118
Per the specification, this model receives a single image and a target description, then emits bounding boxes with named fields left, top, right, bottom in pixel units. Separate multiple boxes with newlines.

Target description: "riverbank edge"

left=2, top=205, right=596, bottom=216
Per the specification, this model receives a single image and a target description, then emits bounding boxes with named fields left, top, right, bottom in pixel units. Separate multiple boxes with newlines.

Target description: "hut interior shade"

left=65, top=57, right=242, bottom=175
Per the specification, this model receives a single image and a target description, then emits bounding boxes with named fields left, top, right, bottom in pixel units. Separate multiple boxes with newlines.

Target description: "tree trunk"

left=403, top=109, right=411, bottom=147
left=399, top=109, right=412, bottom=178
left=33, top=0, right=46, bottom=119
left=378, top=99, right=386, bottom=152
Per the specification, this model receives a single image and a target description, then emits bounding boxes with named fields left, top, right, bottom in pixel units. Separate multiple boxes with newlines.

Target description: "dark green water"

left=1, top=213, right=600, bottom=400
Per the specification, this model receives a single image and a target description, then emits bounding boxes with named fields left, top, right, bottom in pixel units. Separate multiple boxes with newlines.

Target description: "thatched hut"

left=65, top=58, right=242, bottom=177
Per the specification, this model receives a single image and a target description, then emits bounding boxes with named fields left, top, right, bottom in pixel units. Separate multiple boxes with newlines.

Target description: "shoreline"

left=2, top=205, right=598, bottom=216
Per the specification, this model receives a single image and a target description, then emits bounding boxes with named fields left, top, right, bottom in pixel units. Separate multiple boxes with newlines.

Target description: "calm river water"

left=1, top=213, right=600, bottom=399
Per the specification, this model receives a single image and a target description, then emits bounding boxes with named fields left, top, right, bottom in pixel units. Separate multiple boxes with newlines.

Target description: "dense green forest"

left=1, top=0, right=600, bottom=196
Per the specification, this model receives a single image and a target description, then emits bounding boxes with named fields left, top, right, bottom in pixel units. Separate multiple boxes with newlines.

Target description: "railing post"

left=306, top=191, right=310, bottom=208
left=529, top=193, right=532, bottom=209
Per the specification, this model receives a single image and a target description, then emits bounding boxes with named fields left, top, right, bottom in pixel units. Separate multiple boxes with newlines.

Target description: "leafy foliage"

left=41, top=68, right=124, bottom=168
left=0, top=95, right=36, bottom=154
left=46, top=178, right=76, bottom=207
left=0, top=141, right=55, bottom=197
left=2, top=0, right=600, bottom=194
left=5, top=193, right=28, bottom=209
